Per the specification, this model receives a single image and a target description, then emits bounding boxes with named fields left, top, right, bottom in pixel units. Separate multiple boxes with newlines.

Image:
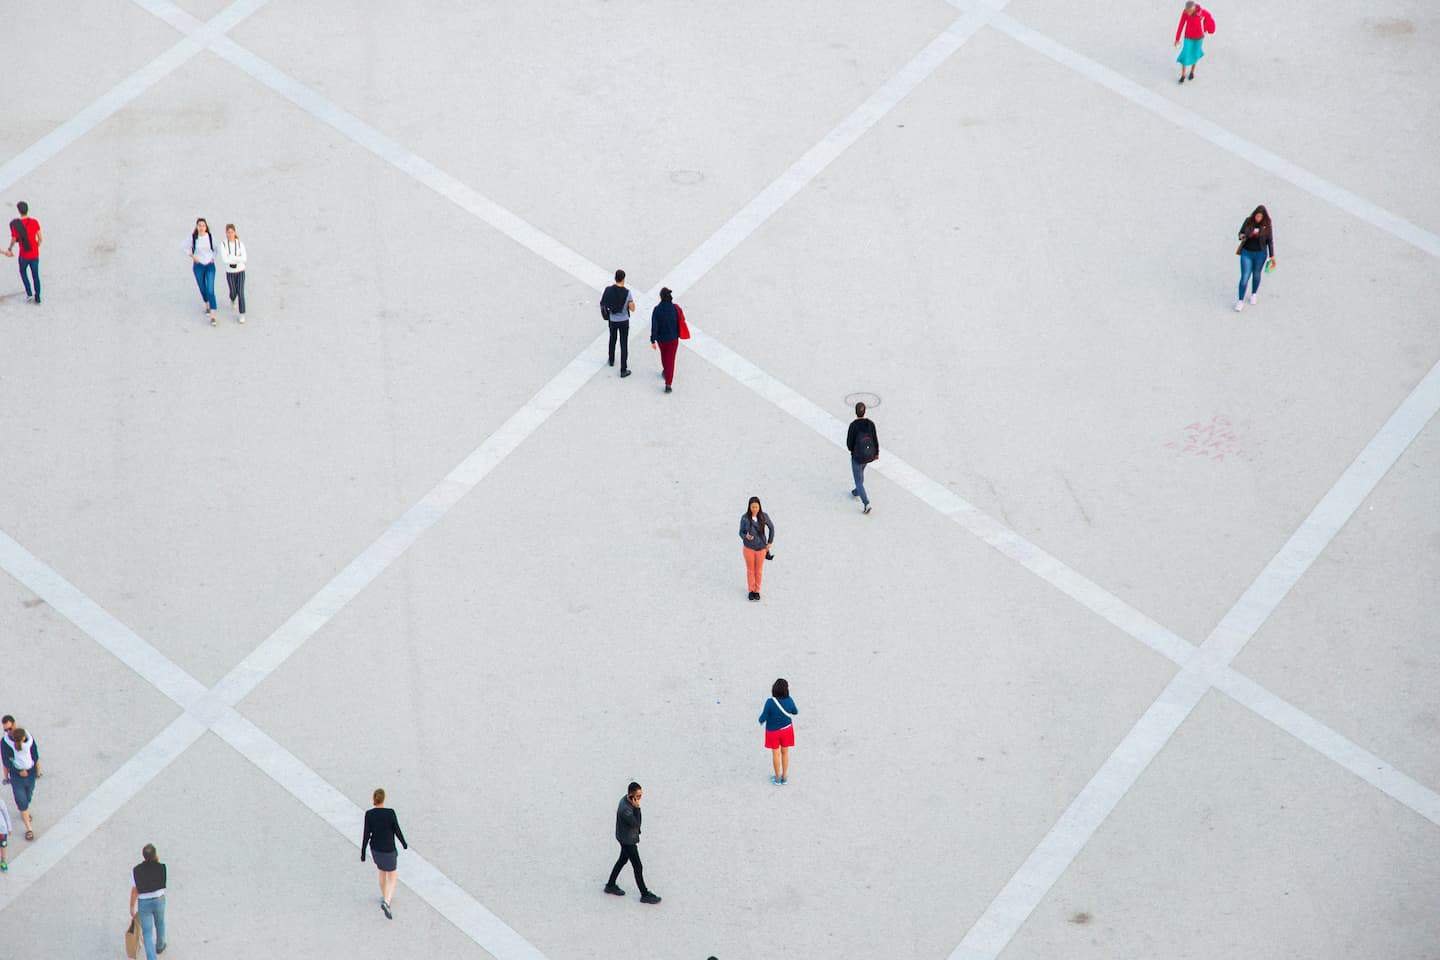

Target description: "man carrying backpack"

left=846, top=402, right=879, bottom=515
left=599, top=268, right=635, bottom=378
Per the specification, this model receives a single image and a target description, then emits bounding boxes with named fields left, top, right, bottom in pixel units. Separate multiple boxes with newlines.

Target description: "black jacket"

left=615, top=797, right=642, bottom=845
left=847, top=418, right=878, bottom=461
left=650, top=302, right=680, bottom=343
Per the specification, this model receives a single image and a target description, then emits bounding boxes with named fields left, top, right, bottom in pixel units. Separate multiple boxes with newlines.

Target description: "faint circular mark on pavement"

left=670, top=169, right=705, bottom=185
left=844, top=391, right=881, bottom=409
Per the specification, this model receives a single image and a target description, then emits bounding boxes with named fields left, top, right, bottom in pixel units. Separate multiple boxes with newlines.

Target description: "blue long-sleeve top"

left=758, top=697, right=799, bottom=731
left=650, top=302, right=680, bottom=343
left=739, top=512, right=774, bottom=550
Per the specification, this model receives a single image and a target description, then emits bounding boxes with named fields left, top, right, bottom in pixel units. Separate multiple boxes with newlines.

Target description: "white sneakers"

left=1234, top=300, right=1244, bottom=312
left=1249, top=292, right=1258, bottom=305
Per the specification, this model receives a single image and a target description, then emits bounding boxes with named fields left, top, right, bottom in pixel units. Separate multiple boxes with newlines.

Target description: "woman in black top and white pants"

left=361, top=787, right=407, bottom=918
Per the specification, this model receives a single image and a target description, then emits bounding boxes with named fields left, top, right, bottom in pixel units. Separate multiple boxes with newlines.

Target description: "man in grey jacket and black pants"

left=604, top=781, right=660, bottom=903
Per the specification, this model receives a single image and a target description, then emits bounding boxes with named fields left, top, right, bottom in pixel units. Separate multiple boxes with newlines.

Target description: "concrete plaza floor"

left=1, top=0, right=1438, bottom=958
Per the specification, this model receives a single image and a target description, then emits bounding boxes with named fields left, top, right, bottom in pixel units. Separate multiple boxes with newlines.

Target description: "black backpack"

left=854, top=425, right=878, bottom=463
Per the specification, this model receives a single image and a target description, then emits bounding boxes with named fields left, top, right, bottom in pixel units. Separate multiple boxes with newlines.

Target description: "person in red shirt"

left=4, top=201, right=41, bottom=304
left=1173, top=2, right=1214, bottom=84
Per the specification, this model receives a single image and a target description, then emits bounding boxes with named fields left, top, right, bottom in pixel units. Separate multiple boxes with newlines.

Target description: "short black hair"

left=16, top=201, right=27, bottom=216
left=614, top=269, right=626, bottom=282
left=627, top=781, right=642, bottom=795
left=659, top=287, right=673, bottom=302
left=772, top=678, right=789, bottom=699
left=855, top=401, right=866, bottom=417
left=0, top=715, right=12, bottom=725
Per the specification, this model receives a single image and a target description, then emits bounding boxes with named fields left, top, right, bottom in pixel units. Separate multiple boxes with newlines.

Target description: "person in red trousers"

left=649, top=287, right=681, bottom=393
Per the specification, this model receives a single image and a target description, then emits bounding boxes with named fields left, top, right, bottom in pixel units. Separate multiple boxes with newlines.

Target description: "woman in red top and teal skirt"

left=758, top=679, right=799, bottom=785
left=1174, top=2, right=1214, bottom=84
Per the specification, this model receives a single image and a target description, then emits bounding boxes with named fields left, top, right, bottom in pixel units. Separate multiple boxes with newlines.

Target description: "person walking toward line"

left=129, top=843, right=168, bottom=960
left=2, top=725, right=39, bottom=840
left=189, top=217, right=218, bottom=324
left=4, top=202, right=42, bottom=303
left=650, top=287, right=681, bottom=392
left=604, top=781, right=661, bottom=903
left=758, top=678, right=799, bottom=785
left=847, top=402, right=879, bottom=514
left=361, top=788, right=407, bottom=918
left=221, top=223, right=247, bottom=324
left=739, top=496, right=775, bottom=602
left=1173, top=2, right=1214, bottom=84
left=601, top=268, right=635, bottom=377
left=1234, top=204, right=1275, bottom=312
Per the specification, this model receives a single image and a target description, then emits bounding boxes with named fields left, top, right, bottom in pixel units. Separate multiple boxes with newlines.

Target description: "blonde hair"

left=225, top=223, right=238, bottom=237
left=373, top=788, right=385, bottom=805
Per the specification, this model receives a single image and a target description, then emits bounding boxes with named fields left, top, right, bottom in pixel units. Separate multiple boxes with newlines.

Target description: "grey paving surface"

left=1, top=0, right=1436, bottom=958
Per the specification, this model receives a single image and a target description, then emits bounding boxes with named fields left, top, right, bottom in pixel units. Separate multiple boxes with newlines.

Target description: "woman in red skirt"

left=758, top=678, right=799, bottom=785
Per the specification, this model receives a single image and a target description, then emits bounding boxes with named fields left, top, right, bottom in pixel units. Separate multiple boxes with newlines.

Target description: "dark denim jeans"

left=193, top=262, right=217, bottom=310
left=18, top=258, right=39, bottom=301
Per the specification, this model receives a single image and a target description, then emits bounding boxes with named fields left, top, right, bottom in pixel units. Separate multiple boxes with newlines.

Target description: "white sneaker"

left=1248, top=293, right=1257, bottom=305
left=1234, top=301, right=1244, bottom=312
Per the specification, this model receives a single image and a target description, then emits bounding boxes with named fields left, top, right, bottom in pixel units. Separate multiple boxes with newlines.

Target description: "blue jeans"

left=1238, top=249, right=1267, bottom=300
left=18, top=258, right=39, bottom=301
left=138, top=896, right=166, bottom=960
left=9, top=772, right=35, bottom=811
left=851, top=458, right=869, bottom=506
left=193, top=262, right=217, bottom=310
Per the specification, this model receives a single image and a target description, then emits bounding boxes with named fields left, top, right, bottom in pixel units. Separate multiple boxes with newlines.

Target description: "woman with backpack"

left=739, top=496, right=774, bottom=602
left=758, top=678, right=799, bottom=785
left=189, top=217, right=218, bottom=324
left=1234, top=205, right=1276, bottom=312
left=1173, top=2, right=1215, bottom=84
left=846, top=401, right=879, bottom=514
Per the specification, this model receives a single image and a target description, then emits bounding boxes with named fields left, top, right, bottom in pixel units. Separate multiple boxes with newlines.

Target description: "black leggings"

left=607, top=320, right=629, bottom=370
left=226, top=271, right=246, bottom=314
left=608, top=843, right=648, bottom=894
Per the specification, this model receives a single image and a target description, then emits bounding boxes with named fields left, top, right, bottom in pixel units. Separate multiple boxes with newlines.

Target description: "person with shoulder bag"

left=739, top=496, right=775, bottom=601
left=757, top=678, right=799, bottom=784
left=846, top=401, right=879, bottom=514
left=600, top=268, right=636, bottom=377
left=1234, top=204, right=1275, bottom=312
left=129, top=843, right=168, bottom=960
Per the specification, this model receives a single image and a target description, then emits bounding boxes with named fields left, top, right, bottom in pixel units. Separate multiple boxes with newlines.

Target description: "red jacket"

left=1175, top=7, right=1213, bottom=43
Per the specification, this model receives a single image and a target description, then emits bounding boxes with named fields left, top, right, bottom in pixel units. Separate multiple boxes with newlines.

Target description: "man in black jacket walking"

left=604, top=782, right=660, bottom=903
left=600, top=269, right=635, bottom=377
left=846, top=401, right=879, bottom=514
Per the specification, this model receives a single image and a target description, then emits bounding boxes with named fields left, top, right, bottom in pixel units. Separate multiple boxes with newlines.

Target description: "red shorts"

left=764, top=725, right=795, bottom=749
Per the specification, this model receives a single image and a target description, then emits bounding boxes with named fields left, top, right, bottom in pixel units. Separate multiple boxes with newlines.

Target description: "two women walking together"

left=190, top=217, right=248, bottom=325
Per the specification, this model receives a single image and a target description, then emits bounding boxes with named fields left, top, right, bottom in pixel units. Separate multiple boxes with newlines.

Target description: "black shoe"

left=1188, top=72, right=1196, bottom=80
left=381, top=901, right=392, bottom=919
left=620, top=369, right=631, bottom=378
left=863, top=504, right=872, bottom=515
left=1178, top=75, right=1185, bottom=84
left=157, top=945, right=167, bottom=955
left=754, top=593, right=761, bottom=602
left=608, top=358, right=615, bottom=367
left=604, top=883, right=626, bottom=896
left=748, top=592, right=758, bottom=601
left=664, top=385, right=672, bottom=393
left=640, top=892, right=662, bottom=904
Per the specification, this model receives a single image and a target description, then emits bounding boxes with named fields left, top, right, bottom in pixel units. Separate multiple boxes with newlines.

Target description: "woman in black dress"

left=361, top=787, right=408, bottom=918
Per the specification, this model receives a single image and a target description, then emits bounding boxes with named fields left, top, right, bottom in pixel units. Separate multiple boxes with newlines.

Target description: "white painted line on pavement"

left=949, top=0, right=1440, bottom=259
left=0, top=0, right=271, bottom=191
left=664, top=4, right=1006, bottom=294
left=949, top=359, right=1440, bottom=959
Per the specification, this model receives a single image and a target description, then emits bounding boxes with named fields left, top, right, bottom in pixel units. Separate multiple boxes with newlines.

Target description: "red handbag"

left=677, top=305, right=691, bottom=340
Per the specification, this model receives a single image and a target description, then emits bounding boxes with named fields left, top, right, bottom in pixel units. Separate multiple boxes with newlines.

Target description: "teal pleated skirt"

left=1177, top=37, right=1205, bottom=66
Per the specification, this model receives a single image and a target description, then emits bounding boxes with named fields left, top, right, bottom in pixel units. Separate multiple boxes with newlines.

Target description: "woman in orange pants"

left=738, top=496, right=774, bottom=602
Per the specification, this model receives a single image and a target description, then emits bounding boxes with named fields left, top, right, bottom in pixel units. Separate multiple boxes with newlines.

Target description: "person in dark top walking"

left=604, top=782, right=660, bottom=904
left=846, top=402, right=879, bottom=514
left=600, top=268, right=636, bottom=377
left=650, top=287, right=681, bottom=392
left=758, top=678, right=799, bottom=785
left=4, top=202, right=42, bottom=304
left=739, top=496, right=775, bottom=602
left=1234, top=204, right=1276, bottom=312
left=129, top=843, right=167, bottom=960
left=2, top=725, right=40, bottom=840
left=361, top=787, right=408, bottom=918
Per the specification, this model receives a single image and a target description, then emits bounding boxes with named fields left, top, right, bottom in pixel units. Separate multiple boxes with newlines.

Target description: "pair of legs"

left=1237, top=249, right=1267, bottom=303
left=770, top=745, right=791, bottom=780
left=17, top=258, right=39, bottom=302
left=376, top=867, right=398, bottom=905
left=851, top=458, right=870, bottom=508
left=226, top=270, right=247, bottom=318
left=10, top=775, right=35, bottom=837
left=608, top=320, right=630, bottom=371
left=657, top=338, right=678, bottom=388
left=1177, top=41, right=1202, bottom=81
left=607, top=843, right=651, bottom=896
left=192, top=262, right=217, bottom=318
left=744, top=546, right=766, bottom=596
left=137, top=895, right=167, bottom=960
